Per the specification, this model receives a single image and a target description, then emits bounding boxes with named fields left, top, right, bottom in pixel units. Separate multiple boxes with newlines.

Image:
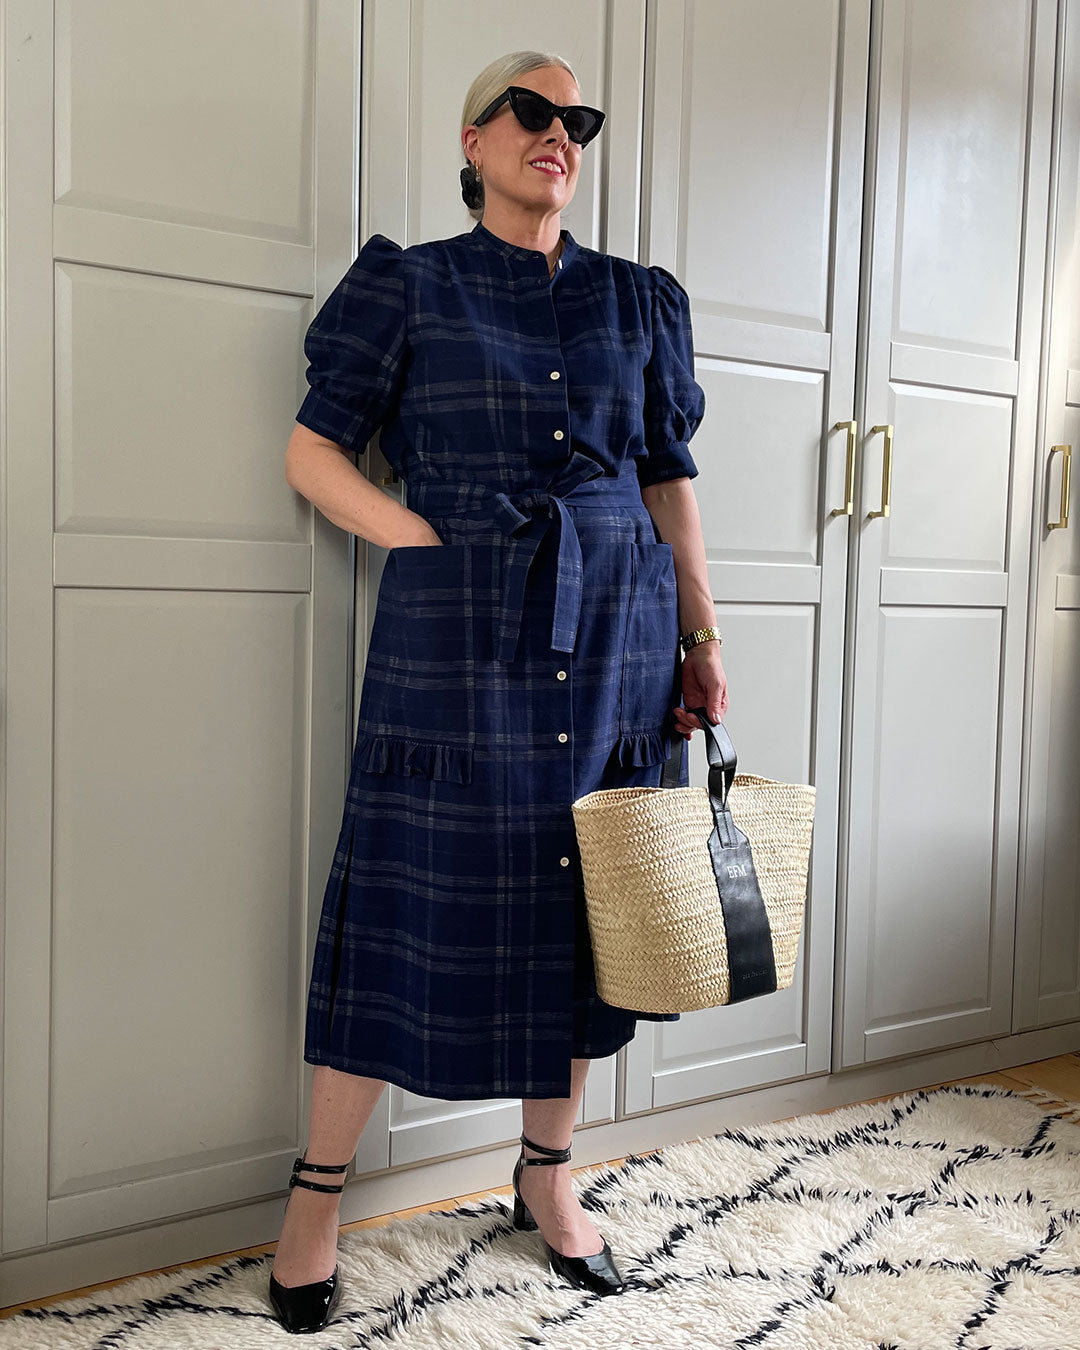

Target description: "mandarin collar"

left=470, top=220, right=578, bottom=273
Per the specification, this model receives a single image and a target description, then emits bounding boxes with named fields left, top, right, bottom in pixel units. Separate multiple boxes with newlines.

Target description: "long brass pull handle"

left=1048, top=444, right=1071, bottom=530
left=867, top=424, right=893, bottom=519
left=830, top=420, right=857, bottom=516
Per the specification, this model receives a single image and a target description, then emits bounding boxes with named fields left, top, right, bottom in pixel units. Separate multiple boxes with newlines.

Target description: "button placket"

left=537, top=292, right=574, bottom=873
left=555, top=660, right=573, bottom=869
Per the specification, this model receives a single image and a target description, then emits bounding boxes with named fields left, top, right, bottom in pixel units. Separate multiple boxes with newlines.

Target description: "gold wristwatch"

left=680, top=625, right=723, bottom=654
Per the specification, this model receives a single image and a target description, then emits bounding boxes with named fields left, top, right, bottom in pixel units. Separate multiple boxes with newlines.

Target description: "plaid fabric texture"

left=296, top=222, right=706, bottom=1100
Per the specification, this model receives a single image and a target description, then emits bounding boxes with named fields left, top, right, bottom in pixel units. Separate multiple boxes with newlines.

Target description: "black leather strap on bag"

left=657, top=707, right=778, bottom=1002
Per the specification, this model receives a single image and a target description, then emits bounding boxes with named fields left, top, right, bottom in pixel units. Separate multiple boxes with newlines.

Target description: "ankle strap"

left=289, top=1152, right=350, bottom=1194
left=292, top=1152, right=350, bottom=1174
left=519, top=1131, right=571, bottom=1163
left=289, top=1173, right=347, bottom=1193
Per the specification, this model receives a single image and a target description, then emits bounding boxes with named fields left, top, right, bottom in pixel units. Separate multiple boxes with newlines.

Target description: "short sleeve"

left=295, top=233, right=408, bottom=454
left=637, top=264, right=706, bottom=489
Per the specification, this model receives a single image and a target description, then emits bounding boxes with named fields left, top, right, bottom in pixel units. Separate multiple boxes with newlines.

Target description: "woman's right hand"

left=390, top=513, right=445, bottom=548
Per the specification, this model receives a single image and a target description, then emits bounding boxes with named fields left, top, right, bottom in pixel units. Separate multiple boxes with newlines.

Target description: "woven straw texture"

left=572, top=774, right=816, bottom=1013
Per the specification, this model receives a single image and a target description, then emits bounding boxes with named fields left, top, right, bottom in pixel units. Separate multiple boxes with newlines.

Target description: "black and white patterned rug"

left=3, top=1083, right=1078, bottom=1348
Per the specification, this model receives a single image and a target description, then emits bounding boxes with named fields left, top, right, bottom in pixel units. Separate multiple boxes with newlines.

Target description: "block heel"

left=267, top=1152, right=350, bottom=1334
left=510, top=1131, right=627, bottom=1296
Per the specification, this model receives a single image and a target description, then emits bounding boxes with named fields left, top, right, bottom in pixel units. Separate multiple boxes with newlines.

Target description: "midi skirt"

left=302, top=461, right=689, bottom=1100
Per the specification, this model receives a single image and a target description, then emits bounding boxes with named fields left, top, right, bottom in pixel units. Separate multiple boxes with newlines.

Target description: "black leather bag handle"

left=656, top=704, right=778, bottom=1002
left=659, top=705, right=735, bottom=806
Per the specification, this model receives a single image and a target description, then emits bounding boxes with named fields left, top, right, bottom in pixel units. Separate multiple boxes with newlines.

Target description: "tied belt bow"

left=409, top=453, right=645, bottom=664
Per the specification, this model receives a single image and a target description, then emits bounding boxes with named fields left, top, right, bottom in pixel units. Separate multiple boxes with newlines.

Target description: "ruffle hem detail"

left=354, top=732, right=474, bottom=784
left=612, top=727, right=675, bottom=768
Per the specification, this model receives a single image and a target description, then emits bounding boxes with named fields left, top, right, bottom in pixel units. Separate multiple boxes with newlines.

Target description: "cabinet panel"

left=1033, top=602, right=1080, bottom=1007
left=895, top=2, right=1029, bottom=355
left=49, top=592, right=302, bottom=1232
left=57, top=0, right=311, bottom=240
left=680, top=0, right=844, bottom=331
left=55, top=262, right=310, bottom=540
left=862, top=607, right=1003, bottom=1056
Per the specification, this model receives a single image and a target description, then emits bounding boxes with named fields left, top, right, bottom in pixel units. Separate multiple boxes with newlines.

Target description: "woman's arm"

left=285, top=423, right=441, bottom=548
left=640, top=477, right=729, bottom=733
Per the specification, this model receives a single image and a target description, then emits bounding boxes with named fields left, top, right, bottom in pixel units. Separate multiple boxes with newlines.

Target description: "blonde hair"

left=460, top=51, right=579, bottom=221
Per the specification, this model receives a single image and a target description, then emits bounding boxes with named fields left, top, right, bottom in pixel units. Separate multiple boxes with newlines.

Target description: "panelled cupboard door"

left=357, top=0, right=637, bottom=1168
left=1, top=0, right=359, bottom=1252
left=837, top=0, right=1056, bottom=1069
left=1014, top=0, right=1080, bottom=1033
left=622, top=0, right=871, bottom=1115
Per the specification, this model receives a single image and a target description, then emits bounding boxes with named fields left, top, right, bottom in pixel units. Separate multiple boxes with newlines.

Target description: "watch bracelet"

left=680, top=625, right=723, bottom=653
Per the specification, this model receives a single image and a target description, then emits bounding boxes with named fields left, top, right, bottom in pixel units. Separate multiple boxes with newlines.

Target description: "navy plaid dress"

left=295, top=221, right=706, bottom=1099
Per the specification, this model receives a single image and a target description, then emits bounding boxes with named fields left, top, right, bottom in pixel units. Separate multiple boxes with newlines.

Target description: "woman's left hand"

left=673, top=641, right=728, bottom=738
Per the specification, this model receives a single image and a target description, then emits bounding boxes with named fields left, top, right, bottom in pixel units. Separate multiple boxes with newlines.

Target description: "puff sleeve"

left=295, top=233, right=408, bottom=454
left=637, top=264, right=706, bottom=488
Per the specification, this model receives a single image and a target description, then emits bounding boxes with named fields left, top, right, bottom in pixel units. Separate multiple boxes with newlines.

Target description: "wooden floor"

left=4, top=1052, right=1078, bottom=1319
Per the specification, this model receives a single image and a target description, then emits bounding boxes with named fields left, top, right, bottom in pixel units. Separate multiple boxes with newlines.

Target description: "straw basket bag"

left=571, top=707, right=816, bottom=1014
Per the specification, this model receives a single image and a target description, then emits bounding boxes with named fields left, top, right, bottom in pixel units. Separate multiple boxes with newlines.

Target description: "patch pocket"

left=618, top=541, right=680, bottom=756
left=353, top=544, right=475, bottom=783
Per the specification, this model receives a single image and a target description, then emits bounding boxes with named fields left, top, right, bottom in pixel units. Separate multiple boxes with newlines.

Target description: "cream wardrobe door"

left=1015, top=0, right=1080, bottom=1033
left=622, top=0, right=872, bottom=1114
left=2, top=0, right=359, bottom=1253
left=838, top=0, right=1057, bottom=1067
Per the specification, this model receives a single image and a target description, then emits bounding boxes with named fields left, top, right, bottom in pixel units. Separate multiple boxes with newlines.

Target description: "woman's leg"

left=270, top=1066, right=387, bottom=1286
left=518, top=1056, right=606, bottom=1258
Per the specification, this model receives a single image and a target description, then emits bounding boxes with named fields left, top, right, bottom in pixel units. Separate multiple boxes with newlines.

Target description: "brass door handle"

left=830, top=420, right=857, bottom=516
left=867, top=424, right=893, bottom=519
left=1048, top=444, right=1071, bottom=530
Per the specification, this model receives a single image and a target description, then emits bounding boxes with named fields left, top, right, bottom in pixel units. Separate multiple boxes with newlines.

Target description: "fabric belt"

left=408, top=452, right=646, bottom=663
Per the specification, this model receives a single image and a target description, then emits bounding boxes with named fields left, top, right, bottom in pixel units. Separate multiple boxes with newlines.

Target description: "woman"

left=268, top=50, right=728, bottom=1333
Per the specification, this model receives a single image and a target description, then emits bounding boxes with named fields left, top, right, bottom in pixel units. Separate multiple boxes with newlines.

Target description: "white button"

left=550, top=370, right=561, bottom=380
left=557, top=732, right=568, bottom=743
left=556, top=669, right=567, bottom=680
left=560, top=856, right=570, bottom=867
left=554, top=429, right=564, bottom=440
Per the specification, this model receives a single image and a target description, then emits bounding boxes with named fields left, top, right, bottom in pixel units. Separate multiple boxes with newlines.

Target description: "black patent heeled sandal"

left=510, top=1131, right=628, bottom=1296
left=268, top=1151, right=350, bottom=1334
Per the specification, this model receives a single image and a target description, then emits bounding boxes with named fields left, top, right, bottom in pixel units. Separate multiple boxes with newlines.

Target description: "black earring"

left=460, top=159, right=483, bottom=210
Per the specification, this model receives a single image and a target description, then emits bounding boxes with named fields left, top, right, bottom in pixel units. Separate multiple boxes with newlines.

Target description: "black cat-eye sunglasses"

left=473, top=85, right=606, bottom=147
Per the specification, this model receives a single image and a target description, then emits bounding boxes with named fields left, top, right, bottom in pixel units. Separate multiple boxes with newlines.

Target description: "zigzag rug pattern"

left=2, top=1084, right=1078, bottom=1348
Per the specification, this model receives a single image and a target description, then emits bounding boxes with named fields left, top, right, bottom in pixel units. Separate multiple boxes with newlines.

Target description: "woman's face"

left=465, top=67, right=583, bottom=217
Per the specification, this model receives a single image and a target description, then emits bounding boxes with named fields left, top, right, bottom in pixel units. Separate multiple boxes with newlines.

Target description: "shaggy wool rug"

left=2, top=1083, right=1078, bottom=1348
